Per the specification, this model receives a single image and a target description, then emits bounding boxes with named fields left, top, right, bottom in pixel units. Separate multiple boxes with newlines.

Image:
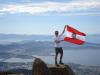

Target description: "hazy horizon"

left=0, top=33, right=100, bottom=36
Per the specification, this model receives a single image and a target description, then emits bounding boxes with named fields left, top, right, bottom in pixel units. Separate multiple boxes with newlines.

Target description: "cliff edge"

left=32, top=58, right=75, bottom=75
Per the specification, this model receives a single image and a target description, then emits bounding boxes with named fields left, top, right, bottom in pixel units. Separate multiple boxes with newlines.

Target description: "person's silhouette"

left=54, top=26, right=66, bottom=65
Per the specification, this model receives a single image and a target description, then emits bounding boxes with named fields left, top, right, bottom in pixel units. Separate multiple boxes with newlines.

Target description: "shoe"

left=55, top=61, right=57, bottom=65
left=59, top=62, right=64, bottom=65
left=55, top=64, right=59, bottom=67
left=55, top=62, right=59, bottom=66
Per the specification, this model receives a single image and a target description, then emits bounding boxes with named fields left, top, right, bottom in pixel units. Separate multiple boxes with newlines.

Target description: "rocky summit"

left=32, top=58, right=75, bottom=75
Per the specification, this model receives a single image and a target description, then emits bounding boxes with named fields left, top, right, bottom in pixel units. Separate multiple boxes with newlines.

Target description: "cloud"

left=0, top=0, right=100, bottom=16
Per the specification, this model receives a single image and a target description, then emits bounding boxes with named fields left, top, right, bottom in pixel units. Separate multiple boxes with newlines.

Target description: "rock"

left=48, top=64, right=75, bottom=75
left=32, top=58, right=75, bottom=75
left=32, top=58, right=51, bottom=75
left=0, top=72, right=22, bottom=75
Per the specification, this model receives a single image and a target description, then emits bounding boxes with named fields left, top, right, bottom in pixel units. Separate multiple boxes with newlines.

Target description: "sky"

left=0, top=0, right=100, bottom=35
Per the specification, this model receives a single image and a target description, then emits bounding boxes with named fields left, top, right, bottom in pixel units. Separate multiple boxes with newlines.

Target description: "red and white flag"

left=64, top=25, right=86, bottom=45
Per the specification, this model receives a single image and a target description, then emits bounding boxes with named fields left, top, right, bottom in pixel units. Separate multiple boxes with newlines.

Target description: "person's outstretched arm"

left=60, top=25, right=67, bottom=36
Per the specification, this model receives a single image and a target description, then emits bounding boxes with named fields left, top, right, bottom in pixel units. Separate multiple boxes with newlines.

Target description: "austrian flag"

left=64, top=25, right=86, bottom=45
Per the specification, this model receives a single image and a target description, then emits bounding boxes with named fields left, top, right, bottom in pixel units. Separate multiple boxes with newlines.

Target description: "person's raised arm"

left=60, top=25, right=67, bottom=36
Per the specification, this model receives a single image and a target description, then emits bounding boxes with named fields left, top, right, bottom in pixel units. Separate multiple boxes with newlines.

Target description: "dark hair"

left=55, top=31, right=59, bottom=35
left=55, top=30, right=58, bottom=32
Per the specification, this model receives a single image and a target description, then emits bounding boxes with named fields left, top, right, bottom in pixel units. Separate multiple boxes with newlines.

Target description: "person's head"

left=55, top=31, right=59, bottom=36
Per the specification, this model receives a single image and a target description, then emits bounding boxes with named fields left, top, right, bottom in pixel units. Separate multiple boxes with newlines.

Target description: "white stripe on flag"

left=64, top=31, right=85, bottom=41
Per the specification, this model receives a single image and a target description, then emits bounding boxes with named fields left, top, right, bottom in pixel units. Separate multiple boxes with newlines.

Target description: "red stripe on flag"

left=67, top=25, right=86, bottom=36
left=64, top=37, right=85, bottom=45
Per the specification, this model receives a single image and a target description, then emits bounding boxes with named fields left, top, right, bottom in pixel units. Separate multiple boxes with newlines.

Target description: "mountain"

left=0, top=34, right=53, bottom=42
left=0, top=33, right=100, bottom=55
left=0, top=33, right=100, bottom=60
left=0, top=33, right=100, bottom=44
left=0, top=34, right=100, bottom=75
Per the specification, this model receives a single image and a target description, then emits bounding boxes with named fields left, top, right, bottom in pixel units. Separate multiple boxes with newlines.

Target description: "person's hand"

left=60, top=25, right=67, bottom=35
left=64, top=25, right=67, bottom=30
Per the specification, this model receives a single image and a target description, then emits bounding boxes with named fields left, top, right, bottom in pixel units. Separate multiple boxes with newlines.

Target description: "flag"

left=64, top=25, right=86, bottom=45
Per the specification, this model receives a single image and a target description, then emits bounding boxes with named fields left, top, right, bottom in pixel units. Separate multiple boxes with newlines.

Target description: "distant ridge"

left=0, top=33, right=100, bottom=43
left=0, top=33, right=53, bottom=42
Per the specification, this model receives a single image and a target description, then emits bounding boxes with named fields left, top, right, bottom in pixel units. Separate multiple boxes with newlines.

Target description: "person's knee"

left=61, top=52, right=63, bottom=56
left=55, top=53, right=58, bottom=58
left=60, top=53, right=63, bottom=57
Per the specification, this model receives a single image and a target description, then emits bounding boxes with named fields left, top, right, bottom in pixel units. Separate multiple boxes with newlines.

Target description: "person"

left=54, top=25, right=66, bottom=65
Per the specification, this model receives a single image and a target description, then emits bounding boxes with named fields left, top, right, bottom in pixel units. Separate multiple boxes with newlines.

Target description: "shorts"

left=55, top=47, right=63, bottom=54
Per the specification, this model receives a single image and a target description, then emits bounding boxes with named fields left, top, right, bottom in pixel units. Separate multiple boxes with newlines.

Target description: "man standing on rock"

left=54, top=25, right=66, bottom=65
